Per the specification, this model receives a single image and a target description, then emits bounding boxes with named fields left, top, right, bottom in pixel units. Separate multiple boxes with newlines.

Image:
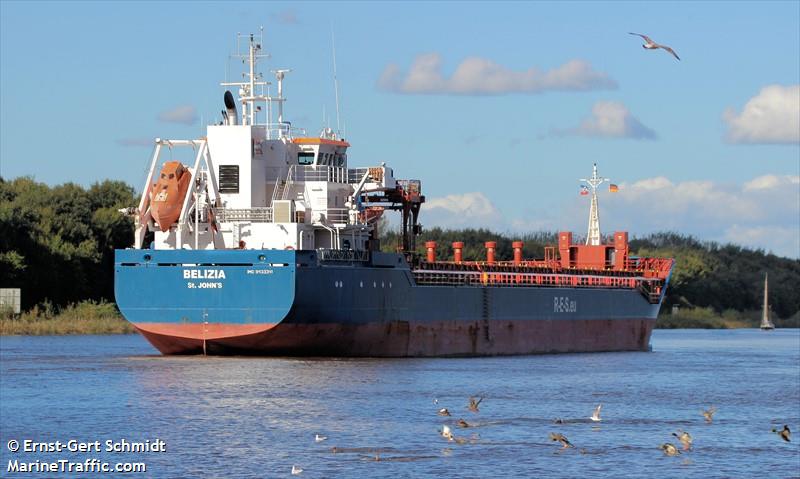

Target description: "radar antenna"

left=331, top=26, right=342, bottom=138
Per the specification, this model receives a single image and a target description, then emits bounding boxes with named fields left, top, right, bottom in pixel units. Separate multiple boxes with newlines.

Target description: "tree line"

left=0, top=177, right=136, bottom=310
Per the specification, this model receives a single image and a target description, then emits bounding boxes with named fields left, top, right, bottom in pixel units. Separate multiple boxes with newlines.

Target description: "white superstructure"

left=132, top=31, right=412, bottom=253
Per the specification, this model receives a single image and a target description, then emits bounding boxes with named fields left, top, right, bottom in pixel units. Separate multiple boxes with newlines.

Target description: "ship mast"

left=220, top=29, right=292, bottom=139
left=580, top=163, right=609, bottom=246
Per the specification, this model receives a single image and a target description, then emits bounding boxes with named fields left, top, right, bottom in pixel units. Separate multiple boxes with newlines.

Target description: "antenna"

left=331, top=26, right=342, bottom=137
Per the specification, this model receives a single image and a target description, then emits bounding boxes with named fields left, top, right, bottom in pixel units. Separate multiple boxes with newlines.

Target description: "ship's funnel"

left=224, top=90, right=238, bottom=125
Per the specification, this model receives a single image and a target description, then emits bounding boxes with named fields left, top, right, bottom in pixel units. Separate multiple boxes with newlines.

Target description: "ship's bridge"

left=293, top=137, right=350, bottom=168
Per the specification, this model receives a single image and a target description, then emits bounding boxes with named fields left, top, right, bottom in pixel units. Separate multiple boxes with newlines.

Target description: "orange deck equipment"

left=150, top=161, right=191, bottom=232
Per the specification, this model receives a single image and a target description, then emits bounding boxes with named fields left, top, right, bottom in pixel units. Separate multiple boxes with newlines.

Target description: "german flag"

left=609, top=184, right=619, bottom=193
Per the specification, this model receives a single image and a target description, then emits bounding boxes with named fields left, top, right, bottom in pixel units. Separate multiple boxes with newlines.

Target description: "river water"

left=1, top=329, right=798, bottom=478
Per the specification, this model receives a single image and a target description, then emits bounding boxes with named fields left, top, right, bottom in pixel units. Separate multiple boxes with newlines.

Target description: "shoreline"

left=2, top=301, right=794, bottom=336
left=0, top=319, right=789, bottom=336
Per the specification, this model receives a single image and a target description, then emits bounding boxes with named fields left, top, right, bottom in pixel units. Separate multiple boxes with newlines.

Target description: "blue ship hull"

left=115, top=249, right=664, bottom=356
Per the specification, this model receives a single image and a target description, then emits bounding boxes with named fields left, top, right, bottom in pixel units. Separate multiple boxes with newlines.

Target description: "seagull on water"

left=291, top=465, right=304, bottom=475
left=672, top=430, right=693, bottom=450
left=457, top=418, right=471, bottom=428
left=438, top=407, right=451, bottom=416
left=549, top=432, right=574, bottom=449
left=590, top=404, right=602, bottom=422
left=315, top=434, right=327, bottom=443
left=468, top=396, right=484, bottom=413
left=660, top=443, right=681, bottom=456
left=702, top=406, right=717, bottom=423
left=441, top=425, right=454, bottom=441
left=629, top=32, right=680, bottom=61
left=772, top=425, right=791, bottom=442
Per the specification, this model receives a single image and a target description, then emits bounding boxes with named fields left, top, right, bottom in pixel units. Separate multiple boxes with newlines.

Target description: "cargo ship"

left=114, top=32, right=674, bottom=356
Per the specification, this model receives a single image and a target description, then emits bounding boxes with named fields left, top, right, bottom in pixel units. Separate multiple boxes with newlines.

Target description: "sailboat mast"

left=761, top=273, right=774, bottom=329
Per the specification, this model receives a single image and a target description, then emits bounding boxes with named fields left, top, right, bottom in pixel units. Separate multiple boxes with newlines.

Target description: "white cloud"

left=743, top=174, right=800, bottom=191
left=553, top=101, right=657, bottom=139
left=602, top=174, right=800, bottom=257
left=158, top=105, right=197, bottom=125
left=722, top=225, right=799, bottom=258
left=723, top=84, right=800, bottom=144
left=378, top=53, right=617, bottom=95
left=423, top=192, right=506, bottom=230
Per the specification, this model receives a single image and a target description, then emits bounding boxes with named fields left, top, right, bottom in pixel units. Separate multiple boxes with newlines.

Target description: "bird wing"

left=628, top=32, right=653, bottom=43
left=660, top=45, right=681, bottom=60
left=594, top=404, right=602, bottom=417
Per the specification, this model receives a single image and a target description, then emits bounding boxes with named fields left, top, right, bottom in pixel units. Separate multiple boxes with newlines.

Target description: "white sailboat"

left=760, top=273, right=775, bottom=330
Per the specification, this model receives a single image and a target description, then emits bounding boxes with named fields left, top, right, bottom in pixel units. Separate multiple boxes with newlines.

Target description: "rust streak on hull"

left=134, top=319, right=654, bottom=357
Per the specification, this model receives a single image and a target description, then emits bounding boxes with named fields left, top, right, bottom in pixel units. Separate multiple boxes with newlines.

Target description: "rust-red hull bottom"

left=134, top=319, right=655, bottom=357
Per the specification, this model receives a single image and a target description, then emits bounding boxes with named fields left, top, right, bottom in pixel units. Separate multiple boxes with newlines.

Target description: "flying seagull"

left=590, top=404, right=602, bottom=422
left=702, top=406, right=717, bottom=423
left=629, top=33, right=680, bottom=61
left=772, top=425, right=791, bottom=442
left=549, top=432, right=574, bottom=449
left=468, top=396, right=484, bottom=413
left=672, top=430, right=693, bottom=450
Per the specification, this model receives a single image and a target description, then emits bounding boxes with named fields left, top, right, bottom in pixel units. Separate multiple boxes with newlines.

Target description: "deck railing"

left=413, top=269, right=666, bottom=303
left=295, top=165, right=348, bottom=183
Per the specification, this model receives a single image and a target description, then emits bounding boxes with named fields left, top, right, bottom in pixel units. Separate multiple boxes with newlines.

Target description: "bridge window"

left=298, top=152, right=314, bottom=165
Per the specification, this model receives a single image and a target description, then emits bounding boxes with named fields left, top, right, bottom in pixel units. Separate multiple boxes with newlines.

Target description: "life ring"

left=285, top=245, right=295, bottom=250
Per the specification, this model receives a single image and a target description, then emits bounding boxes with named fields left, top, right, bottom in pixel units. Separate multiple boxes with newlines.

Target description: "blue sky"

left=1, top=1, right=799, bottom=256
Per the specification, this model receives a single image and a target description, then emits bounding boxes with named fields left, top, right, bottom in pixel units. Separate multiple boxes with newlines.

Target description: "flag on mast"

left=580, top=185, right=589, bottom=196
left=609, top=184, right=619, bottom=193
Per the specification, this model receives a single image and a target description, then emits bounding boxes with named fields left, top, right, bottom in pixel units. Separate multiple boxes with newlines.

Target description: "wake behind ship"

left=114, top=32, right=674, bottom=356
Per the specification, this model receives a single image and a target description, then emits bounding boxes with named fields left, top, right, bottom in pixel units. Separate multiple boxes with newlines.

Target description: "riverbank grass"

left=0, top=301, right=135, bottom=335
left=655, top=307, right=800, bottom=329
